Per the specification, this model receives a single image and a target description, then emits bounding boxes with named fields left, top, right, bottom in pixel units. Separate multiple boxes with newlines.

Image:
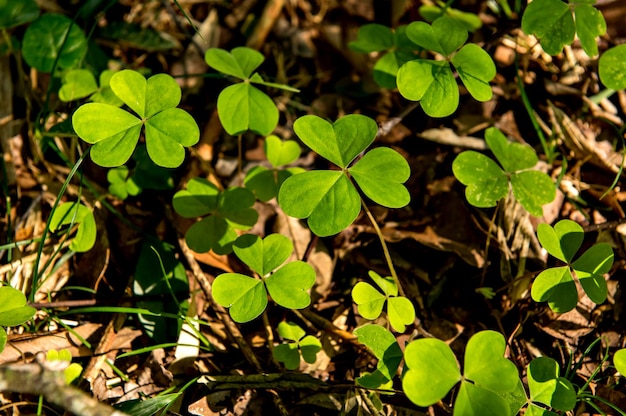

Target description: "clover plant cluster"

left=4, top=0, right=626, bottom=414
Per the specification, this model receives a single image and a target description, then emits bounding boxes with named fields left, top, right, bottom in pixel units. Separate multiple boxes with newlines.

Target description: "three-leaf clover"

left=452, top=127, right=555, bottom=217
left=59, top=69, right=123, bottom=106
left=205, top=47, right=298, bottom=136
left=396, top=16, right=496, bottom=117
left=278, top=114, right=410, bottom=237
left=0, top=286, right=37, bottom=353
left=212, top=233, right=316, bottom=322
left=348, top=24, right=419, bottom=89
left=599, top=44, right=626, bottom=91
left=272, top=321, right=322, bottom=370
left=402, top=330, right=519, bottom=415
left=524, top=356, right=576, bottom=415
left=172, top=178, right=258, bottom=255
left=49, top=201, right=96, bottom=252
left=244, top=135, right=304, bottom=201
left=353, top=324, right=403, bottom=389
left=521, top=0, right=606, bottom=57
left=531, top=219, right=613, bottom=313
left=352, top=270, right=415, bottom=333
left=72, top=69, right=200, bottom=168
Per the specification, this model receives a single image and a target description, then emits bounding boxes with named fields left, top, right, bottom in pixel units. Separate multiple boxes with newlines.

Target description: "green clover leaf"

left=0, top=0, right=39, bottom=29
left=0, top=286, right=37, bottom=353
left=352, top=271, right=415, bottom=333
left=599, top=44, right=626, bottom=91
left=278, top=114, right=410, bottom=236
left=614, top=348, right=626, bottom=376
left=403, top=330, right=518, bottom=414
left=173, top=179, right=257, bottom=255
left=265, top=135, right=300, bottom=167
left=22, top=13, right=87, bottom=72
left=526, top=356, right=576, bottom=413
left=212, top=234, right=316, bottom=322
left=353, top=324, right=403, bottom=389
left=273, top=321, right=322, bottom=370
left=49, top=201, right=96, bottom=252
left=419, top=4, right=483, bottom=31
left=60, top=69, right=123, bottom=106
left=521, top=0, right=606, bottom=57
left=531, top=219, right=614, bottom=313
left=452, top=127, right=555, bottom=216
left=397, top=16, right=495, bottom=117
left=72, top=69, right=199, bottom=168
left=107, top=166, right=141, bottom=200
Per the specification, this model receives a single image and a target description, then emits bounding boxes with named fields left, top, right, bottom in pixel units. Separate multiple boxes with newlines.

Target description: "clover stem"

left=360, top=198, right=405, bottom=298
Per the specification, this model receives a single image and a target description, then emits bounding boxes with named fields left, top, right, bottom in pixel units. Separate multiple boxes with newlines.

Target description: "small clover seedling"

left=352, top=270, right=415, bottom=333
left=348, top=24, right=418, bottom=89
left=353, top=324, right=403, bottom=389
left=172, top=178, right=257, bottom=255
left=72, top=69, right=200, bottom=168
left=272, top=321, right=322, bottom=370
left=212, top=233, right=316, bottom=323
left=452, top=127, right=555, bottom=217
left=59, top=69, right=123, bottom=106
left=278, top=114, right=410, bottom=236
left=532, top=219, right=613, bottom=313
left=205, top=47, right=298, bottom=136
left=524, top=356, right=576, bottom=415
left=22, top=13, right=87, bottom=72
left=396, top=16, right=496, bottom=117
left=46, top=349, right=83, bottom=384
left=244, top=135, right=304, bottom=202
left=0, top=286, right=37, bottom=353
left=108, top=166, right=141, bottom=199
left=599, top=44, right=626, bottom=91
left=402, top=330, right=518, bottom=414
left=0, top=0, right=39, bottom=30
left=108, top=146, right=174, bottom=200
left=522, top=0, right=606, bottom=57
left=49, top=201, right=96, bottom=252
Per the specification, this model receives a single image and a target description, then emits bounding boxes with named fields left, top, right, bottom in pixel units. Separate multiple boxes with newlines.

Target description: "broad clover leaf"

left=396, top=16, right=496, bottom=118
left=272, top=321, right=322, bottom=370
left=352, top=270, right=415, bottom=333
left=452, top=127, right=555, bottom=217
left=349, top=24, right=419, bottom=89
left=403, top=330, right=518, bottom=415
left=49, top=201, right=96, bottom=252
left=72, top=69, right=200, bottom=168
left=244, top=135, right=304, bottom=202
left=599, top=44, right=626, bottom=91
left=0, top=286, right=37, bottom=353
left=173, top=178, right=257, bottom=255
left=212, top=233, right=316, bottom=322
left=278, top=114, right=411, bottom=237
left=353, top=324, right=403, bottom=389
left=531, top=219, right=613, bottom=313
left=524, top=357, right=576, bottom=415
left=522, top=0, right=606, bottom=57
left=60, top=69, right=123, bottom=106
left=205, top=47, right=298, bottom=136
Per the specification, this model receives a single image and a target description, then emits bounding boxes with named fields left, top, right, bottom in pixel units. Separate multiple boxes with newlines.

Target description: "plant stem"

left=360, top=199, right=405, bottom=298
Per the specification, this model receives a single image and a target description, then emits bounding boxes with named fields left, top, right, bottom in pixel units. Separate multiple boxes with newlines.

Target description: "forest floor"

left=2, top=0, right=626, bottom=415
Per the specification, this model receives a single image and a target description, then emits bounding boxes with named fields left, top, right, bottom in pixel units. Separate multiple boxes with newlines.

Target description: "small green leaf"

left=59, top=69, right=98, bottom=102
left=273, top=343, right=300, bottom=370
left=277, top=321, right=305, bottom=341
left=614, top=348, right=626, bottom=375
left=528, top=356, right=576, bottom=411
left=572, top=243, right=613, bottom=304
left=265, top=135, right=300, bottom=167
left=64, top=363, right=83, bottom=384
left=0, top=0, right=39, bottom=29
left=0, top=327, right=6, bottom=353
left=349, top=24, right=394, bottom=53
left=452, top=151, right=508, bottom=207
left=22, top=13, right=87, bottom=72
left=463, top=330, right=518, bottom=393
left=531, top=266, right=578, bottom=313
left=217, top=187, right=258, bottom=229
left=349, top=147, right=411, bottom=208
left=397, top=59, right=459, bottom=117
left=574, top=4, right=606, bottom=57
left=49, top=201, right=96, bottom=252
left=0, top=286, right=37, bottom=327
left=185, top=216, right=236, bottom=254
left=212, top=273, right=267, bottom=322
left=537, top=220, right=583, bottom=263
left=406, top=16, right=468, bottom=56
left=265, top=261, right=316, bottom=309
left=521, top=0, right=574, bottom=55
left=510, top=171, right=556, bottom=217
left=217, top=83, right=278, bottom=136
left=387, top=296, right=415, bottom=333
left=485, top=127, right=537, bottom=173
left=172, top=178, right=219, bottom=218
left=293, top=114, right=378, bottom=169
left=352, top=282, right=386, bottom=320
left=244, top=166, right=299, bottom=202
left=451, top=44, right=496, bottom=102
left=599, top=45, right=626, bottom=91
left=402, top=338, right=461, bottom=406
left=300, top=335, right=322, bottom=363
left=454, top=381, right=511, bottom=416
left=233, top=233, right=293, bottom=276
left=373, top=52, right=403, bottom=89
left=368, top=270, right=398, bottom=297
left=205, top=47, right=264, bottom=80
left=354, top=324, right=403, bottom=383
